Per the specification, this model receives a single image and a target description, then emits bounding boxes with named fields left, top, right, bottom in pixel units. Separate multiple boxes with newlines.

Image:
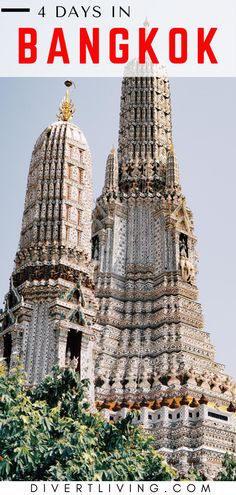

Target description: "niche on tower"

left=65, top=329, right=82, bottom=374
left=3, top=332, right=12, bottom=370
left=179, top=233, right=189, bottom=258
left=92, top=235, right=100, bottom=261
left=179, top=232, right=195, bottom=284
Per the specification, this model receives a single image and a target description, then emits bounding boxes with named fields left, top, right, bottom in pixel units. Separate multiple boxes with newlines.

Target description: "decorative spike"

left=120, top=398, right=130, bottom=409
left=112, top=402, right=121, bottom=412
left=143, top=17, right=150, bottom=29
left=170, top=398, right=179, bottom=409
left=189, top=398, right=199, bottom=408
left=57, top=80, right=75, bottom=122
left=161, top=397, right=169, bottom=407
left=103, top=146, right=118, bottom=194
left=180, top=396, right=190, bottom=406
left=140, top=397, right=150, bottom=408
left=100, top=399, right=111, bottom=410
left=227, top=402, right=236, bottom=413
left=151, top=400, right=161, bottom=410
left=166, top=144, right=180, bottom=188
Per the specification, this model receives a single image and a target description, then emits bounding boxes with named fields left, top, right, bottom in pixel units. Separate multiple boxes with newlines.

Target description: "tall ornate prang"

left=0, top=75, right=235, bottom=479
left=0, top=82, right=99, bottom=399
left=92, top=73, right=236, bottom=478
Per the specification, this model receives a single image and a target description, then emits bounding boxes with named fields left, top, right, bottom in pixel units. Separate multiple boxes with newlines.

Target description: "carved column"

left=56, top=323, right=68, bottom=368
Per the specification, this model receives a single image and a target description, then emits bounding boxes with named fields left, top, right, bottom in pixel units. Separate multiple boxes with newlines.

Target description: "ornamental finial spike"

left=143, top=17, right=150, bottom=29
left=169, top=143, right=175, bottom=154
left=57, top=80, right=76, bottom=122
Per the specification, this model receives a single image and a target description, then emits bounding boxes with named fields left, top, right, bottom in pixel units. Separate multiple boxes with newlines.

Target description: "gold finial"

left=57, top=80, right=75, bottom=122
left=169, top=143, right=175, bottom=154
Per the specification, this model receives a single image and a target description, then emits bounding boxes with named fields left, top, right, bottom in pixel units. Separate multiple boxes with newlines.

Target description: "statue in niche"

left=65, top=351, right=79, bottom=371
left=70, top=356, right=79, bottom=371
left=65, top=351, right=71, bottom=367
left=92, top=235, right=100, bottom=261
left=180, top=233, right=188, bottom=257
left=67, top=276, right=87, bottom=326
left=179, top=233, right=195, bottom=284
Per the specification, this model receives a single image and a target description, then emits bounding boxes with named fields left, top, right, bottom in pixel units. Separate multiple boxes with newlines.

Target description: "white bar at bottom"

left=0, top=481, right=236, bottom=495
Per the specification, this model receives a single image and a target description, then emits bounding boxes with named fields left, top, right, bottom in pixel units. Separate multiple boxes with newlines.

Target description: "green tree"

left=217, top=453, right=236, bottom=481
left=0, top=361, right=175, bottom=481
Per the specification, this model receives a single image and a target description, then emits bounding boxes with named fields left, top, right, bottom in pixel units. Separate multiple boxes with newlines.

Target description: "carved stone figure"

left=111, top=375, right=122, bottom=390
left=168, top=368, right=181, bottom=386
left=184, top=367, right=198, bottom=386
left=180, top=254, right=195, bottom=284
left=92, top=236, right=100, bottom=261
left=70, top=356, right=79, bottom=371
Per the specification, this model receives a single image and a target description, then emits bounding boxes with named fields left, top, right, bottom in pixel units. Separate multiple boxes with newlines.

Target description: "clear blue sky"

left=0, top=77, right=235, bottom=378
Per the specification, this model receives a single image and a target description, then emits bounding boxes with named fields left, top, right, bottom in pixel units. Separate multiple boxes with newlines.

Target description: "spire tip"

left=57, top=80, right=76, bottom=122
left=64, top=80, right=73, bottom=88
left=143, top=17, right=150, bottom=28
left=169, top=143, right=175, bottom=154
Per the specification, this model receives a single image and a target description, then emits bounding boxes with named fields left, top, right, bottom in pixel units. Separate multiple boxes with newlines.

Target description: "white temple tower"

left=92, top=72, right=236, bottom=478
left=0, top=82, right=98, bottom=398
left=0, top=74, right=235, bottom=479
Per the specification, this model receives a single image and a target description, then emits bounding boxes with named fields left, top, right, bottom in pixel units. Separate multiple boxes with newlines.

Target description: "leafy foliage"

left=217, top=453, right=236, bottom=481
left=0, top=361, right=175, bottom=481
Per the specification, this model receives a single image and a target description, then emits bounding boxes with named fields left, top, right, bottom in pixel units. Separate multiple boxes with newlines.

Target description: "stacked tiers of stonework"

left=96, top=397, right=236, bottom=479
left=0, top=110, right=99, bottom=398
left=92, top=74, right=236, bottom=477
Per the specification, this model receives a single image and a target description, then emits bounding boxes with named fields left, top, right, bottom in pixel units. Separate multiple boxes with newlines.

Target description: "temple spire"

left=143, top=17, right=150, bottom=30
left=103, top=146, right=118, bottom=194
left=57, top=80, right=75, bottom=122
left=118, top=75, right=172, bottom=195
left=166, top=144, right=180, bottom=188
left=92, top=75, right=236, bottom=477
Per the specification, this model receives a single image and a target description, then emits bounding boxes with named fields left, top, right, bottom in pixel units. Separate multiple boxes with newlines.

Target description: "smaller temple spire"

left=166, top=144, right=180, bottom=188
left=143, top=17, right=150, bottom=29
left=103, top=146, right=118, bottom=194
left=57, top=80, right=75, bottom=122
